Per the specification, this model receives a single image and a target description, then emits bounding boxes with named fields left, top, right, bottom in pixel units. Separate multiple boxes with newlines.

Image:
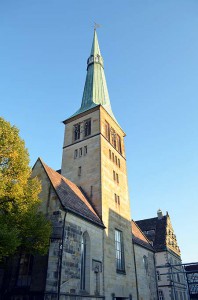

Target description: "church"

left=0, top=30, right=188, bottom=300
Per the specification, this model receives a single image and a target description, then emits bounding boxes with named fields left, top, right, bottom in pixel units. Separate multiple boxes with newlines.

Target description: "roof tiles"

left=131, top=220, right=154, bottom=251
left=40, top=159, right=104, bottom=228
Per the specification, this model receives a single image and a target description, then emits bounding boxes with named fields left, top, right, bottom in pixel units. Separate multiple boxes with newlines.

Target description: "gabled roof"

left=136, top=213, right=181, bottom=256
left=38, top=158, right=104, bottom=228
left=131, top=220, right=154, bottom=251
left=136, top=216, right=167, bottom=252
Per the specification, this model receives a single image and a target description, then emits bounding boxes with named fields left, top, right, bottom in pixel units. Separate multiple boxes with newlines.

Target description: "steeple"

left=70, top=30, right=117, bottom=122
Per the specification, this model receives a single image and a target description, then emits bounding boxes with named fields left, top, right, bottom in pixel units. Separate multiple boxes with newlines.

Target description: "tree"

left=0, top=117, right=51, bottom=261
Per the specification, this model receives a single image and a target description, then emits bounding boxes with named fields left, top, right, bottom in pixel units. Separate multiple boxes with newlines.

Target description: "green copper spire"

left=71, top=30, right=117, bottom=122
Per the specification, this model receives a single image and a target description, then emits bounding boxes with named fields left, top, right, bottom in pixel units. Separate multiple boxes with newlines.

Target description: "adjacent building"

left=136, top=210, right=188, bottom=300
left=131, top=220, right=158, bottom=300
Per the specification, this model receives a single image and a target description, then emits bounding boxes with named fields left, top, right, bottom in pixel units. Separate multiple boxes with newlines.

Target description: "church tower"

left=61, top=30, right=137, bottom=299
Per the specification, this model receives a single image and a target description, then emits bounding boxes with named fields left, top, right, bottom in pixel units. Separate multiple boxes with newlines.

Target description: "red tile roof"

left=131, top=220, right=154, bottom=251
left=39, top=159, right=104, bottom=228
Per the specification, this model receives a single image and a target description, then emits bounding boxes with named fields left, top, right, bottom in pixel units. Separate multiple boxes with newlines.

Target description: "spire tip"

left=94, top=22, right=101, bottom=31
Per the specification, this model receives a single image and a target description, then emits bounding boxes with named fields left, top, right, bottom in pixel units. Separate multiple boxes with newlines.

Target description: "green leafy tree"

left=0, top=117, right=51, bottom=261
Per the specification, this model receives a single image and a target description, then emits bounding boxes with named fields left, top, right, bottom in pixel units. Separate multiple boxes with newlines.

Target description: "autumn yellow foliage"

left=0, top=117, right=51, bottom=260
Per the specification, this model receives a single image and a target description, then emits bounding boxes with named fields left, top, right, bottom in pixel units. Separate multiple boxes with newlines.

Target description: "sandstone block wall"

left=133, top=244, right=157, bottom=300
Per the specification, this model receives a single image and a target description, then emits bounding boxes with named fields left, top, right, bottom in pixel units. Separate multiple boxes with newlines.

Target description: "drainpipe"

left=57, top=211, right=67, bottom=300
left=170, top=263, right=177, bottom=300
left=153, top=253, right=159, bottom=299
left=132, top=241, right=139, bottom=300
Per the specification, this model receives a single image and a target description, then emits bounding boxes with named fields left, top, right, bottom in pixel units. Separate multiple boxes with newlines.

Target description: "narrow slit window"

left=78, top=166, right=82, bottom=176
left=74, top=149, right=78, bottom=159
left=79, top=148, right=83, bottom=157
left=116, top=173, right=119, bottom=184
left=115, top=193, right=117, bottom=203
left=118, top=159, right=120, bottom=168
left=109, top=149, right=111, bottom=159
left=157, top=271, right=161, bottom=281
left=113, top=170, right=116, bottom=181
left=84, top=146, right=87, bottom=155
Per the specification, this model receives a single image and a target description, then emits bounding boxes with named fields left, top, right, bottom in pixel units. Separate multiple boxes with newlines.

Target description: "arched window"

left=80, top=232, right=90, bottom=292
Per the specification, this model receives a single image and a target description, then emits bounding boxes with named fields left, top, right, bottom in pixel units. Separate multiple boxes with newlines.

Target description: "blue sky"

left=0, top=1, right=198, bottom=263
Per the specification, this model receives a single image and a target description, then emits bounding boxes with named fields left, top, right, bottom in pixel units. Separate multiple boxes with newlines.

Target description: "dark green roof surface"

left=69, top=30, right=117, bottom=123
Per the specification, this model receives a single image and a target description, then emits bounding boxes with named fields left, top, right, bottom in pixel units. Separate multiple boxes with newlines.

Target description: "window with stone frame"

left=84, top=119, right=91, bottom=137
left=79, top=147, right=83, bottom=157
left=111, top=128, right=117, bottom=148
left=74, top=149, right=78, bottom=159
left=80, top=232, right=90, bottom=292
left=114, top=194, right=120, bottom=205
left=156, top=270, right=161, bottom=281
left=74, top=123, right=81, bottom=141
left=158, top=290, right=164, bottom=300
left=115, top=229, right=125, bottom=273
left=118, top=158, right=120, bottom=168
left=84, top=146, right=88, bottom=155
left=78, top=166, right=82, bottom=176
left=109, top=126, right=122, bottom=154
left=109, top=149, right=111, bottom=159
left=116, top=173, right=119, bottom=184
left=105, top=121, right=110, bottom=141
left=17, top=253, right=33, bottom=287
left=117, top=134, right=122, bottom=154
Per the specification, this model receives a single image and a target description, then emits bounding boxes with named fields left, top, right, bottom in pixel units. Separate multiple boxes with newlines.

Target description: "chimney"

left=157, top=209, right=163, bottom=219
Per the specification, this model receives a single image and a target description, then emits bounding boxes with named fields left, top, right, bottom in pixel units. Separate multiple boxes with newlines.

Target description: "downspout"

left=170, top=263, right=176, bottom=300
left=153, top=253, right=159, bottom=299
left=57, top=211, right=67, bottom=300
left=132, top=241, right=139, bottom=300
left=99, top=108, right=105, bottom=298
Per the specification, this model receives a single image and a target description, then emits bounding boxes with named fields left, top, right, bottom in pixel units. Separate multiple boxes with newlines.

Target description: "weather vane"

left=94, top=22, right=101, bottom=30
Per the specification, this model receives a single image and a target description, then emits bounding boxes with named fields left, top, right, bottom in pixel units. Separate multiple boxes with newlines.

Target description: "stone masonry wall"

left=134, top=244, right=158, bottom=300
